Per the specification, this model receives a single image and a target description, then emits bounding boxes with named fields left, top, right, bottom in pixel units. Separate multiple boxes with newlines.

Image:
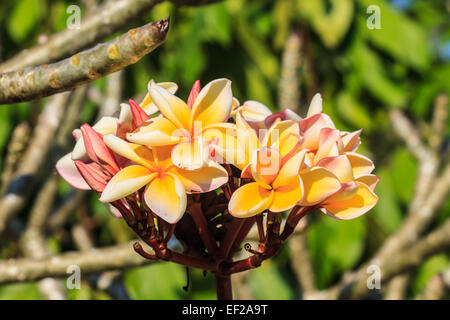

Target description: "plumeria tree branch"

left=0, top=0, right=222, bottom=74
left=0, top=19, right=169, bottom=104
left=0, top=241, right=157, bottom=285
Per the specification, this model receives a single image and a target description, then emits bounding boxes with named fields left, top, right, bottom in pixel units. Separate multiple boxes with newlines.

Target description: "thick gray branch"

left=0, top=19, right=168, bottom=104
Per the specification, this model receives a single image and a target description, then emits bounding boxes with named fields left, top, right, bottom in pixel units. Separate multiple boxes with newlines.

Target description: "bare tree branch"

left=0, top=19, right=168, bottom=104
left=0, top=241, right=156, bottom=285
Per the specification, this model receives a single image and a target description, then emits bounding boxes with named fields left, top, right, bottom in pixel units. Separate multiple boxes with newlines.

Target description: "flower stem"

left=214, top=273, right=233, bottom=300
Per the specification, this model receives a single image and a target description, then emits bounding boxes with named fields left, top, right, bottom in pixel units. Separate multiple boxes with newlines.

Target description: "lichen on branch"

left=0, top=19, right=169, bottom=104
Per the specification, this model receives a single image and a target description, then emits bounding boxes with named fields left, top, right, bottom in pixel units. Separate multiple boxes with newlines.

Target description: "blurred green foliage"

left=0, top=0, right=449, bottom=299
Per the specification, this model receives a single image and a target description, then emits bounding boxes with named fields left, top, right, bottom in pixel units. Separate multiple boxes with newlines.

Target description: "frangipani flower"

left=126, top=79, right=233, bottom=170
left=99, top=135, right=228, bottom=223
left=228, top=146, right=305, bottom=218
left=231, top=100, right=273, bottom=129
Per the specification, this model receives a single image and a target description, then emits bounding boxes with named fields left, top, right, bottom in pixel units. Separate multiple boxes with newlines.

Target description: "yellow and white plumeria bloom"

left=99, top=135, right=228, bottom=223
left=126, top=79, right=234, bottom=170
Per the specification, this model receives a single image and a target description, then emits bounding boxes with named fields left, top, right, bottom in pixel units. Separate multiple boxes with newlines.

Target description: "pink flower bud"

left=129, top=98, right=150, bottom=128
left=187, top=80, right=201, bottom=108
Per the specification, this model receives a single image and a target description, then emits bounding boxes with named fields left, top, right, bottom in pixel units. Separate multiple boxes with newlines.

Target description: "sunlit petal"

left=171, top=138, right=210, bottom=170
left=144, top=173, right=187, bottom=224
left=103, top=134, right=155, bottom=169
left=321, top=181, right=378, bottom=220
left=273, top=149, right=307, bottom=189
left=126, top=117, right=181, bottom=146
left=300, top=113, right=336, bottom=151
left=148, top=80, right=191, bottom=129
left=228, top=182, right=273, bottom=218
left=190, top=78, right=232, bottom=129
left=141, top=82, right=178, bottom=115
left=355, top=174, right=379, bottom=191
left=99, top=166, right=156, bottom=203
left=306, top=93, right=323, bottom=117
left=299, top=167, right=341, bottom=206
left=347, top=152, right=375, bottom=177
left=270, top=176, right=303, bottom=212
left=251, top=147, right=281, bottom=188
left=316, top=155, right=354, bottom=183
left=172, top=161, right=228, bottom=193
left=341, top=129, right=362, bottom=153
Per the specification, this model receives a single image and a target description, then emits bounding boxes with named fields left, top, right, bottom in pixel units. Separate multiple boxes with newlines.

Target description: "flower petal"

left=141, top=82, right=178, bottom=115
left=99, top=165, right=156, bottom=203
left=263, top=120, right=301, bottom=157
left=314, top=128, right=344, bottom=163
left=228, top=182, right=273, bottom=218
left=270, top=176, right=303, bottom=212
left=126, top=116, right=181, bottom=146
left=316, top=155, right=354, bottom=183
left=74, top=160, right=109, bottom=192
left=190, top=78, right=233, bottom=129
left=129, top=98, right=150, bottom=127
left=341, top=129, right=362, bottom=153
left=187, top=80, right=201, bottom=108
left=80, top=124, right=119, bottom=173
left=321, top=181, right=378, bottom=220
left=56, top=153, right=91, bottom=190
left=300, top=113, right=336, bottom=151
left=251, top=147, right=281, bottom=188
left=299, top=167, right=341, bottom=206
left=144, top=173, right=187, bottom=224
left=148, top=80, right=191, bottom=129
left=171, top=138, right=210, bottom=170
left=355, top=174, right=379, bottom=191
left=273, top=149, right=307, bottom=189
left=173, top=161, right=228, bottom=193
left=346, top=152, right=375, bottom=177
left=306, top=93, right=322, bottom=117
left=103, top=134, right=155, bottom=169
left=264, top=109, right=302, bottom=128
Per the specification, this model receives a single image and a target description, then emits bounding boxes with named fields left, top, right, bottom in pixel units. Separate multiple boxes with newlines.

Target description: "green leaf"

left=297, top=0, right=354, bottom=48
left=0, top=283, right=42, bottom=299
left=412, top=254, right=448, bottom=297
left=349, top=41, right=407, bottom=108
left=7, top=0, right=42, bottom=42
left=390, top=148, right=417, bottom=203
left=359, top=0, right=431, bottom=71
left=248, top=260, right=294, bottom=299
left=308, top=216, right=366, bottom=288
left=372, top=169, right=403, bottom=234
left=336, top=92, right=373, bottom=130
left=124, top=263, right=187, bottom=299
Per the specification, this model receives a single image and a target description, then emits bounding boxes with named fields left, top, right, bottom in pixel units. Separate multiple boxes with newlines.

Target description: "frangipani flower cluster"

left=57, top=78, right=378, bottom=226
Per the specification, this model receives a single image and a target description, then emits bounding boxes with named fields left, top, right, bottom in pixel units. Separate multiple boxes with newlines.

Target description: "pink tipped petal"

left=116, top=103, right=135, bottom=138
left=306, top=93, right=323, bottom=117
left=144, top=173, right=187, bottom=224
left=341, top=129, right=362, bottom=153
left=316, top=155, right=354, bottom=183
left=148, top=80, right=191, bottom=129
left=346, top=152, right=375, bottom=178
left=264, top=109, right=302, bottom=128
left=80, top=124, right=119, bottom=174
left=321, top=181, right=378, bottom=220
left=56, top=153, right=91, bottom=190
left=74, top=160, right=109, bottom=193
left=355, top=174, right=379, bottom=191
left=173, top=162, right=228, bottom=193
left=129, top=98, right=150, bottom=127
left=187, top=80, right=201, bottom=108
left=99, top=165, right=156, bottom=203
left=299, top=167, right=341, bottom=206
left=300, top=113, right=336, bottom=151
left=190, top=78, right=233, bottom=129
left=228, top=182, right=273, bottom=218
left=314, top=128, right=344, bottom=163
